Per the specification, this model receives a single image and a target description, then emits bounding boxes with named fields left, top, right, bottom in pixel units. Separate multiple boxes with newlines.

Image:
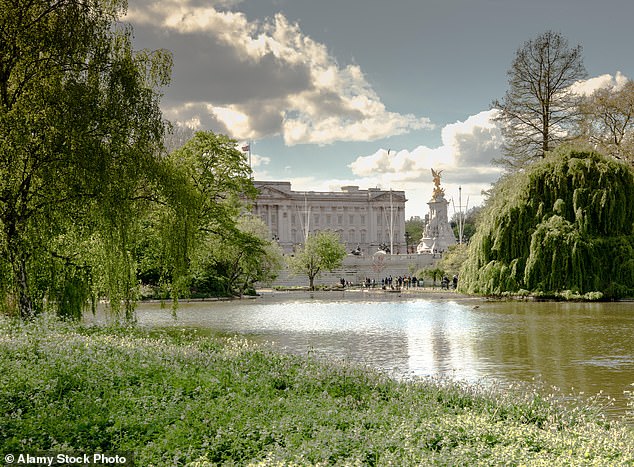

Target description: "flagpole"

left=248, top=139, right=252, bottom=178
left=242, top=141, right=253, bottom=179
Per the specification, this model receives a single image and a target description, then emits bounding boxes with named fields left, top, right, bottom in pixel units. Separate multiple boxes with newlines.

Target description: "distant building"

left=252, top=181, right=407, bottom=255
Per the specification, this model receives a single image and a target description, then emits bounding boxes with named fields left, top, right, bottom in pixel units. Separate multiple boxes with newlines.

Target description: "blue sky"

left=126, top=0, right=634, bottom=217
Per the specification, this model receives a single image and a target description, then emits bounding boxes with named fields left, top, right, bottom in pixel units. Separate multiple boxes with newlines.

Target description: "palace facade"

left=252, top=181, right=407, bottom=255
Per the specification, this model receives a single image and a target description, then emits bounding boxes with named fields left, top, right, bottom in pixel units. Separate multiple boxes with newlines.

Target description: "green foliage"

left=144, top=131, right=265, bottom=301
left=0, top=0, right=171, bottom=320
left=438, top=244, right=469, bottom=277
left=452, top=206, right=482, bottom=243
left=190, top=215, right=284, bottom=297
left=0, top=1, right=283, bottom=320
left=2, top=318, right=634, bottom=466
left=461, top=147, right=634, bottom=298
left=418, top=267, right=446, bottom=287
left=288, top=231, right=347, bottom=290
left=405, top=217, right=425, bottom=248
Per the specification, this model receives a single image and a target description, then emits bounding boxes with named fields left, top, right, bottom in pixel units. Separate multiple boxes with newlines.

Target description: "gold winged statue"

left=431, top=168, right=445, bottom=197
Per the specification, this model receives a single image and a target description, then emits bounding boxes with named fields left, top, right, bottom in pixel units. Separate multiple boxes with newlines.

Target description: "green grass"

left=1, top=317, right=633, bottom=466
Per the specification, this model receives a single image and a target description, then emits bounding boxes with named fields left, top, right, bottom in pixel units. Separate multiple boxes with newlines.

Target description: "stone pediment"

left=257, top=186, right=293, bottom=199
left=371, top=192, right=406, bottom=203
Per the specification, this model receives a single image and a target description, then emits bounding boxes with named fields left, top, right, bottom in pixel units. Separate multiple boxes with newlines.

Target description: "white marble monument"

left=417, top=169, right=456, bottom=254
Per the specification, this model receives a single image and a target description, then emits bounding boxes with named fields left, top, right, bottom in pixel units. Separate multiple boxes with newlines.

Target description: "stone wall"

left=262, top=253, right=441, bottom=288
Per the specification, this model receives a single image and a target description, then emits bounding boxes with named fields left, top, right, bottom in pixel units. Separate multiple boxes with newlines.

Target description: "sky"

left=125, top=0, right=634, bottom=218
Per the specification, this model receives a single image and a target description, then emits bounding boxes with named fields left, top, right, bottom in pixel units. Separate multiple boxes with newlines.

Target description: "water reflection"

left=116, top=293, right=633, bottom=419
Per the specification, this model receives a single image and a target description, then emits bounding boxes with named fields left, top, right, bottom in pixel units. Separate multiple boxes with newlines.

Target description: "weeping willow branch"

left=460, top=146, right=634, bottom=299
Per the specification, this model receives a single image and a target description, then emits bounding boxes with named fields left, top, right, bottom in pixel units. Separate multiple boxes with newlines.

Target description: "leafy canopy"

left=0, top=0, right=172, bottom=319
left=460, top=147, right=634, bottom=299
left=148, top=131, right=283, bottom=301
left=289, top=231, right=347, bottom=290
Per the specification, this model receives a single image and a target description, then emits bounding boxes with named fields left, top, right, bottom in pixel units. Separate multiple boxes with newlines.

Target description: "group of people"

left=441, top=275, right=459, bottom=290
left=379, top=275, right=420, bottom=289
left=339, top=274, right=459, bottom=290
left=339, top=275, right=423, bottom=289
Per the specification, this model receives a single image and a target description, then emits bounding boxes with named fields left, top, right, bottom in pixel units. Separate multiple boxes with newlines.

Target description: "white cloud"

left=343, top=110, right=504, bottom=216
left=250, top=152, right=270, bottom=168
left=569, top=71, right=629, bottom=96
left=210, top=105, right=254, bottom=138
left=349, top=110, right=502, bottom=179
left=126, top=1, right=430, bottom=145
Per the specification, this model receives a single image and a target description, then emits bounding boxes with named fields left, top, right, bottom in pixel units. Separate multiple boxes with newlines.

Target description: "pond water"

left=128, top=291, right=634, bottom=419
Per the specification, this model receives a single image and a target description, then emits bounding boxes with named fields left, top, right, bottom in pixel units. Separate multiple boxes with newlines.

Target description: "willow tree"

left=0, top=0, right=171, bottom=319
left=460, top=147, right=634, bottom=299
left=493, top=31, right=587, bottom=170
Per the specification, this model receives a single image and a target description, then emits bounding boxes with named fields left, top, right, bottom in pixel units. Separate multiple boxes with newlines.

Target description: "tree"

left=288, top=231, right=346, bottom=290
left=437, top=244, right=469, bottom=277
left=164, top=124, right=196, bottom=154
left=460, top=147, right=634, bottom=299
left=492, top=31, right=587, bottom=170
left=0, top=0, right=171, bottom=319
left=405, top=217, right=425, bottom=251
left=419, top=267, right=445, bottom=288
left=191, top=215, right=283, bottom=297
left=230, top=216, right=284, bottom=294
left=577, top=80, right=634, bottom=166
left=153, top=131, right=257, bottom=301
left=450, top=206, right=481, bottom=244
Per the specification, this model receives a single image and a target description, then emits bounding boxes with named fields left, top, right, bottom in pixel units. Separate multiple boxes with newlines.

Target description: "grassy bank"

left=1, top=318, right=633, bottom=466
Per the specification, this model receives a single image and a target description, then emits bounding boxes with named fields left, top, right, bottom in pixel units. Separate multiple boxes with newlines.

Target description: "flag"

left=242, top=144, right=250, bottom=152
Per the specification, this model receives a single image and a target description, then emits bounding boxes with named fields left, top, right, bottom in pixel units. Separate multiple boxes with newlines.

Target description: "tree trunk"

left=12, top=252, right=35, bottom=320
left=5, top=216, right=35, bottom=320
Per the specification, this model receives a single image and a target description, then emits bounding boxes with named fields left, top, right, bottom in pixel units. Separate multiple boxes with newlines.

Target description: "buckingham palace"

left=252, top=181, right=407, bottom=255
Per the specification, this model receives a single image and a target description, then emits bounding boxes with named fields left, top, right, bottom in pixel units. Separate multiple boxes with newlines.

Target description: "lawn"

left=1, top=316, right=632, bottom=466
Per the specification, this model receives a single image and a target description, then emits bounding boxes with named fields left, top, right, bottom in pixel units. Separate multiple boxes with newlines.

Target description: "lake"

left=127, top=291, right=634, bottom=419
